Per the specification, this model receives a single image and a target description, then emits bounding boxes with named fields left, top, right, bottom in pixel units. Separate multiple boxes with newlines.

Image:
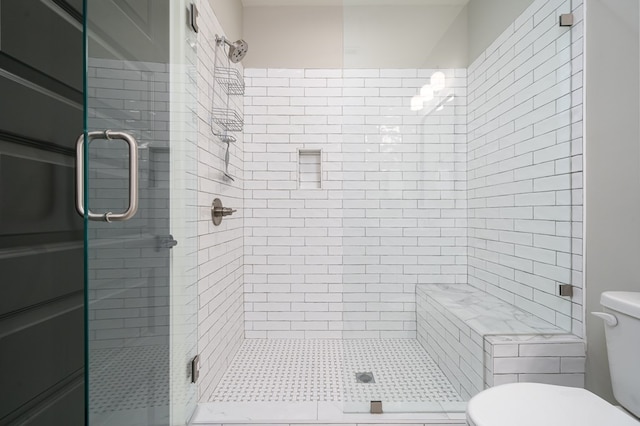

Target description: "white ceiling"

left=242, top=0, right=469, bottom=7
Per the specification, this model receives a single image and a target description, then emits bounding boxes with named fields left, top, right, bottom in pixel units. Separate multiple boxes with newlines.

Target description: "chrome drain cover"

left=356, top=372, right=375, bottom=383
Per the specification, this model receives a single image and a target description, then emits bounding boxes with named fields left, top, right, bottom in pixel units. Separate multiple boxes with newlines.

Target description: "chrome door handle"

left=76, top=130, right=139, bottom=222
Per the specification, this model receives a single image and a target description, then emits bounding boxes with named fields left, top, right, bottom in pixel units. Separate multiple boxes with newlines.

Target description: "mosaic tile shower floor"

left=89, top=345, right=170, bottom=414
left=211, top=339, right=463, bottom=404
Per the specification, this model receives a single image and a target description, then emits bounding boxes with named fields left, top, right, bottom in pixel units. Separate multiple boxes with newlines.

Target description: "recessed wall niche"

left=298, top=149, right=322, bottom=189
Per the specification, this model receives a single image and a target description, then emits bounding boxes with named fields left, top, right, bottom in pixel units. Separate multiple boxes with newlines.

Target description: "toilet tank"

left=600, top=291, right=640, bottom=417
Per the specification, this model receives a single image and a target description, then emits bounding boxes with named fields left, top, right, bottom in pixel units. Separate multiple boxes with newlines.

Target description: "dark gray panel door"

left=0, top=0, right=84, bottom=424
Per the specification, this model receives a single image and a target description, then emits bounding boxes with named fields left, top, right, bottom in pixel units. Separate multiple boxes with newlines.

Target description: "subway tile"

left=493, top=356, right=560, bottom=374
left=241, top=0, right=583, bottom=342
left=518, top=373, right=584, bottom=388
left=560, top=356, right=586, bottom=373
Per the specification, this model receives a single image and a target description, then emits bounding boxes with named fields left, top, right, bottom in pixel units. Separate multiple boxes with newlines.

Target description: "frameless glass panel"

left=342, top=0, right=578, bottom=414
left=84, top=1, right=198, bottom=424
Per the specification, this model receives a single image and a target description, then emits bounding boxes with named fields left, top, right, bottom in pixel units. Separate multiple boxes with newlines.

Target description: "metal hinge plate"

left=157, top=235, right=178, bottom=249
left=189, top=3, right=199, bottom=33
left=559, top=13, right=574, bottom=27
left=370, top=401, right=383, bottom=414
left=559, top=284, right=574, bottom=297
left=191, top=355, right=200, bottom=383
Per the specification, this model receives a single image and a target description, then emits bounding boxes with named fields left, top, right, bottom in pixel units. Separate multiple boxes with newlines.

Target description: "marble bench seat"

left=416, top=284, right=585, bottom=400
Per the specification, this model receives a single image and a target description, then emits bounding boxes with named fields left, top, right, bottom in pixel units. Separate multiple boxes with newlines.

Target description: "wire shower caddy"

left=210, top=38, right=245, bottom=136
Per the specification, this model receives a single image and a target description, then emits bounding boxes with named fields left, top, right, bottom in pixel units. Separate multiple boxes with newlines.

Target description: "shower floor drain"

left=356, top=372, right=375, bottom=383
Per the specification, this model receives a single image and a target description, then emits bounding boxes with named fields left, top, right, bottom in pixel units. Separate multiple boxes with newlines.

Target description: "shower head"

left=228, top=39, right=248, bottom=63
left=216, top=35, right=248, bottom=63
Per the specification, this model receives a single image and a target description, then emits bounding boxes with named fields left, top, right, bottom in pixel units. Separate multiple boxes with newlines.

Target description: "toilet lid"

left=467, top=383, right=639, bottom=426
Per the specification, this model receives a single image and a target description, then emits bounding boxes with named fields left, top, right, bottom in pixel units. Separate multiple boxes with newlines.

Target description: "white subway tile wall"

left=196, top=0, right=246, bottom=402
left=466, top=0, right=583, bottom=335
left=244, top=68, right=468, bottom=338
left=243, top=0, right=584, bottom=340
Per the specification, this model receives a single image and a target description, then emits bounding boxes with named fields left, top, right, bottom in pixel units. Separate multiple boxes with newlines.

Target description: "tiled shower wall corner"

left=243, top=69, right=468, bottom=338
left=466, top=0, right=584, bottom=335
left=195, top=0, right=245, bottom=402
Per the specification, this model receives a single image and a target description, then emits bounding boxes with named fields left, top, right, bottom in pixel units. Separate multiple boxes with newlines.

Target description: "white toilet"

left=466, top=291, right=640, bottom=426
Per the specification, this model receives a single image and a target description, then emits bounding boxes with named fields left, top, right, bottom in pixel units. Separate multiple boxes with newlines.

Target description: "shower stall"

left=82, top=0, right=583, bottom=424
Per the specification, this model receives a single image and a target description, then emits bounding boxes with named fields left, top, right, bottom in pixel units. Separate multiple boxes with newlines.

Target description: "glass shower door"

left=82, top=1, right=198, bottom=424
left=341, top=0, right=577, bottom=415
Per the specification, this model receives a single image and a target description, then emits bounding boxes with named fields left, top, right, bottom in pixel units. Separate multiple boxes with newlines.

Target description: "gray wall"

left=467, top=0, right=535, bottom=64
left=239, top=0, right=550, bottom=68
left=242, top=3, right=468, bottom=69
left=211, top=0, right=244, bottom=42
left=584, top=0, right=640, bottom=402
left=243, top=5, right=344, bottom=68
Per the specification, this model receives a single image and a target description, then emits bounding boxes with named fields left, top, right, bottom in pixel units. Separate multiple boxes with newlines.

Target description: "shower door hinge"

left=189, top=3, right=199, bottom=33
left=370, top=401, right=383, bottom=414
left=157, top=235, right=178, bottom=250
left=559, top=13, right=574, bottom=27
left=559, top=284, right=573, bottom=297
left=191, top=355, right=200, bottom=383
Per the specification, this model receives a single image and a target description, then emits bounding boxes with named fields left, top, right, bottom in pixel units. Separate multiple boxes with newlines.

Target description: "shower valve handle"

left=211, top=198, right=236, bottom=226
left=215, top=207, right=236, bottom=217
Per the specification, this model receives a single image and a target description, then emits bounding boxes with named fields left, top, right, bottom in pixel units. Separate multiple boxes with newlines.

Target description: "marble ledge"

left=416, top=284, right=566, bottom=336
left=485, top=334, right=584, bottom=345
